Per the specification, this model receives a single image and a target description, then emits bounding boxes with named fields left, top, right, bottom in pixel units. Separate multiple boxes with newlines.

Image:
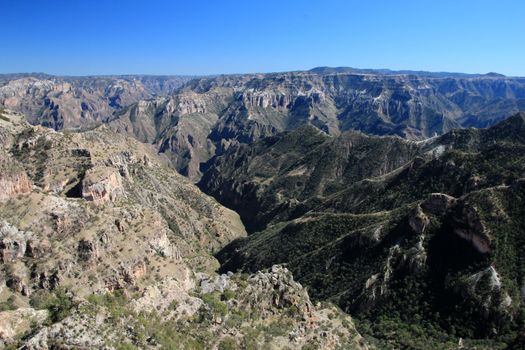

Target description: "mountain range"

left=2, top=69, right=525, bottom=180
left=1, top=67, right=525, bottom=349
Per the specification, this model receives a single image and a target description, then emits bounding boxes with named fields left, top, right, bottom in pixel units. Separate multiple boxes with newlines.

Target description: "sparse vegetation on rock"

left=0, top=109, right=367, bottom=349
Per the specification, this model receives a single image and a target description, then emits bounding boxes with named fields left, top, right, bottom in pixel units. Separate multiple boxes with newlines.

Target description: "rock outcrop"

left=82, top=167, right=124, bottom=205
left=0, top=221, right=33, bottom=263
left=452, top=204, right=492, bottom=253
left=421, top=192, right=456, bottom=215
left=0, top=151, right=31, bottom=202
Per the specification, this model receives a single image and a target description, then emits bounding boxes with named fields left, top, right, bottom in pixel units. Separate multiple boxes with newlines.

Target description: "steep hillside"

left=210, top=113, right=525, bottom=348
left=199, top=125, right=422, bottom=232
left=0, top=109, right=368, bottom=349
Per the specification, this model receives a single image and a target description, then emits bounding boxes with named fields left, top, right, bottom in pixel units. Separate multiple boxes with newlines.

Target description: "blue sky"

left=1, top=0, right=524, bottom=76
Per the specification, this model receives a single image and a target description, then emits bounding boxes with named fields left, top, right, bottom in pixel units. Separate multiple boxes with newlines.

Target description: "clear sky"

left=1, top=0, right=524, bottom=76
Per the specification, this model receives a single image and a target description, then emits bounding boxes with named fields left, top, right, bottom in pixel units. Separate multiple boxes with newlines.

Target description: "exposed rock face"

left=20, top=310, right=110, bottom=350
left=82, top=167, right=124, bottom=205
left=0, top=172, right=31, bottom=201
left=240, top=265, right=314, bottom=320
left=466, top=266, right=512, bottom=311
left=198, top=272, right=234, bottom=294
left=421, top=192, right=456, bottom=215
left=408, top=205, right=429, bottom=234
left=452, top=204, right=492, bottom=253
left=0, top=151, right=31, bottom=202
left=133, top=267, right=199, bottom=319
left=77, top=239, right=99, bottom=262
left=25, top=238, right=51, bottom=259
left=147, top=227, right=180, bottom=259
left=0, top=221, right=32, bottom=263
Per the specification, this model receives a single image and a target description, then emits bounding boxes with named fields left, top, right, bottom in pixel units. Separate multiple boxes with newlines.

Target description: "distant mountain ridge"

left=309, top=66, right=512, bottom=78
left=0, top=74, right=193, bottom=130
left=1, top=66, right=525, bottom=349
left=2, top=68, right=525, bottom=180
left=109, top=69, right=525, bottom=179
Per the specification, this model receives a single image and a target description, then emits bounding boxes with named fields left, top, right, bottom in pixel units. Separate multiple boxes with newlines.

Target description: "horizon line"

left=0, top=66, right=521, bottom=78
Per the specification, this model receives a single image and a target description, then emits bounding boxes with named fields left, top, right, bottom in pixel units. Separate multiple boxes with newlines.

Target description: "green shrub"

left=30, top=288, right=75, bottom=322
left=301, top=342, right=319, bottom=350
left=86, top=289, right=130, bottom=319
left=116, top=342, right=137, bottom=350
left=222, top=289, right=236, bottom=301
left=0, top=295, right=17, bottom=311
left=168, top=299, right=179, bottom=311
left=201, top=292, right=228, bottom=321
left=218, top=337, right=237, bottom=350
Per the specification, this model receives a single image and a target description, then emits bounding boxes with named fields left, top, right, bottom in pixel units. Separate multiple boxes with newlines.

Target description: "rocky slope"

left=0, top=75, right=191, bottom=131
left=18, top=265, right=368, bottom=350
left=205, top=113, right=525, bottom=349
left=108, top=69, right=525, bottom=180
left=0, top=109, right=368, bottom=349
